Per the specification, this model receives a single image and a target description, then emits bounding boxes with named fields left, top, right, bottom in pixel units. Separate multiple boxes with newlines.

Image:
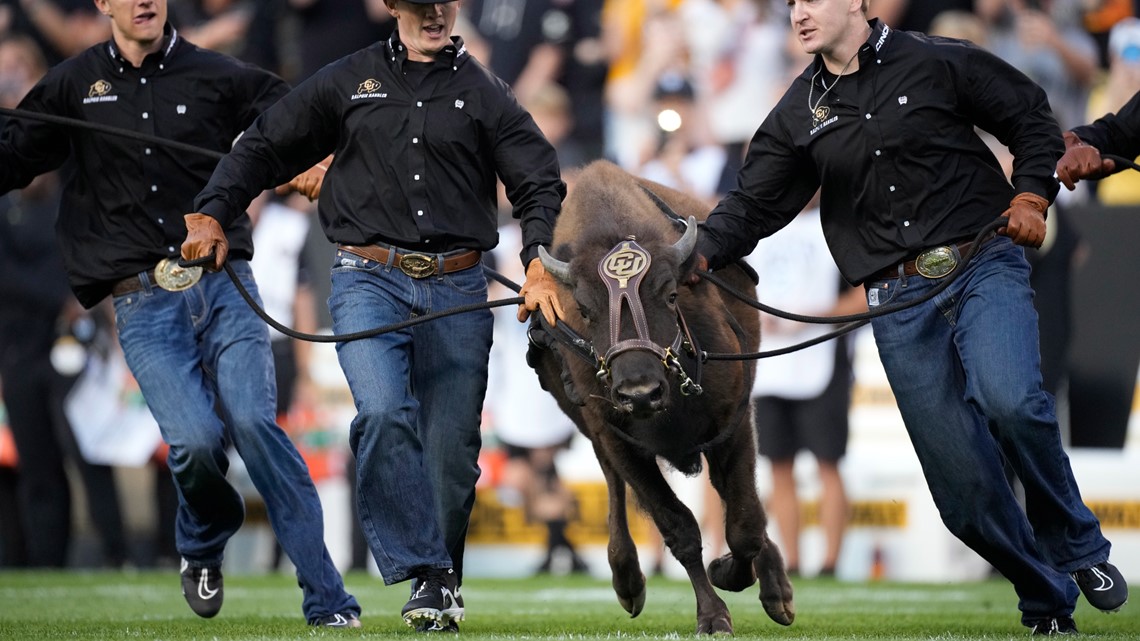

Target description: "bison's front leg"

left=602, top=436, right=732, bottom=635
left=593, top=442, right=646, bottom=617
left=706, top=424, right=795, bottom=626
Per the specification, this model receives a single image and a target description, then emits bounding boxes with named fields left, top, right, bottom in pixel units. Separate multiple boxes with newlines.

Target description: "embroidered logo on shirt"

left=351, top=78, right=387, bottom=100
left=454, top=99, right=464, bottom=109
left=898, top=96, right=908, bottom=106
left=83, top=80, right=117, bottom=104
left=177, top=105, right=187, bottom=114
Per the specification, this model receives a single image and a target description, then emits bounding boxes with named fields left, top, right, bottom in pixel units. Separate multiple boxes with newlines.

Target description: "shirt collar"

left=385, top=32, right=468, bottom=70
left=106, top=23, right=178, bottom=67
left=806, top=18, right=890, bottom=79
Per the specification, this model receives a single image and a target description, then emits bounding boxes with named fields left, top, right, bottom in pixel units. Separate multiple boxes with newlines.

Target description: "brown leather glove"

left=1056, top=131, right=1115, bottom=191
left=275, top=154, right=333, bottom=201
left=517, top=257, right=565, bottom=325
left=999, top=192, right=1049, bottom=249
left=687, top=253, right=708, bottom=286
left=181, top=213, right=228, bottom=271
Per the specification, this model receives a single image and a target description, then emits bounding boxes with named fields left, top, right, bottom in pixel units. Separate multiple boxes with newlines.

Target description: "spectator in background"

left=0, top=0, right=109, bottom=65
left=745, top=196, right=864, bottom=579
left=680, top=0, right=788, bottom=195
left=637, top=71, right=725, bottom=206
left=868, top=0, right=974, bottom=33
left=0, top=33, right=126, bottom=569
left=286, top=0, right=393, bottom=83
left=976, top=0, right=1099, bottom=130
left=600, top=0, right=685, bottom=170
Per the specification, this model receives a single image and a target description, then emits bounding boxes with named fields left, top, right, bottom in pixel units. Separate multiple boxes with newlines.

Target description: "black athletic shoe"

left=1029, top=616, right=1079, bottom=635
left=415, top=619, right=460, bottom=633
left=402, top=568, right=462, bottom=628
left=1071, top=561, right=1128, bottom=613
left=309, top=611, right=362, bottom=628
left=180, top=558, right=223, bottom=618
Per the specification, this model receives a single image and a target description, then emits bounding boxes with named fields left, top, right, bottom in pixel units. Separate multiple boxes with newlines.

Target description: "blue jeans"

left=865, top=236, right=1108, bottom=623
left=114, top=261, right=359, bottom=621
left=329, top=248, right=490, bottom=586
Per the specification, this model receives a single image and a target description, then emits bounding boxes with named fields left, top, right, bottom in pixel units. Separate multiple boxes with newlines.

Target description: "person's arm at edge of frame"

left=1057, top=89, right=1140, bottom=190
left=0, top=65, right=72, bottom=194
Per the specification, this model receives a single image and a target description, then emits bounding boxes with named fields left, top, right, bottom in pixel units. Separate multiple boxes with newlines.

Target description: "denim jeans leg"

left=200, top=263, right=359, bottom=620
left=949, top=242, right=1109, bottom=572
left=114, top=274, right=242, bottom=564
left=412, top=267, right=491, bottom=582
left=329, top=256, right=452, bottom=584
left=866, top=239, right=1077, bottom=622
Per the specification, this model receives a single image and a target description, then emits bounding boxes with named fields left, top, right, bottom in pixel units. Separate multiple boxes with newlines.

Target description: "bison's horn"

left=538, top=245, right=572, bottom=285
left=671, top=216, right=699, bottom=262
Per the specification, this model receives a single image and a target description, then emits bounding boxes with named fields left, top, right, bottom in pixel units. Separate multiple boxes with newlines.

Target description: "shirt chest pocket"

left=426, top=95, right=486, bottom=158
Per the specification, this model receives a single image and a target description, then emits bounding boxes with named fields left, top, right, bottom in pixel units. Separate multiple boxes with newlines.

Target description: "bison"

left=527, top=160, right=795, bottom=634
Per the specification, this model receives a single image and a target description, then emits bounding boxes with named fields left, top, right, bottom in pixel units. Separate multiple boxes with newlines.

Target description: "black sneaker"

left=310, top=611, right=362, bottom=628
left=1071, top=561, right=1129, bottom=613
left=402, top=568, right=462, bottom=628
left=180, top=558, right=223, bottom=618
left=1029, top=616, right=1079, bottom=635
left=415, top=619, right=460, bottom=633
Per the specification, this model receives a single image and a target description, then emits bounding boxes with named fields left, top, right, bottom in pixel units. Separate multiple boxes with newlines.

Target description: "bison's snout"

left=613, top=379, right=667, bottom=416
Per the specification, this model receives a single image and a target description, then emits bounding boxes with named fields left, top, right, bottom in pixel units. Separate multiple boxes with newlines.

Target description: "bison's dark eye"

left=577, top=304, right=592, bottom=322
left=667, top=292, right=678, bottom=306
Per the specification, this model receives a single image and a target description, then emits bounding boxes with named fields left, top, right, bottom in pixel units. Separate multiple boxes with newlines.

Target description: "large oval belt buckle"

left=154, top=257, right=203, bottom=291
left=915, top=246, right=957, bottom=279
left=399, top=253, right=437, bottom=278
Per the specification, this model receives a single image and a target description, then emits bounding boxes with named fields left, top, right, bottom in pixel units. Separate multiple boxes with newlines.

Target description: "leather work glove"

left=999, top=192, right=1049, bottom=249
left=275, top=154, right=333, bottom=201
left=1056, top=131, right=1115, bottom=190
left=181, top=213, right=228, bottom=271
left=517, top=257, right=565, bottom=326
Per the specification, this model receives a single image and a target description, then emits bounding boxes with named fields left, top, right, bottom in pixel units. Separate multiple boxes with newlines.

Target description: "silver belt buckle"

left=398, top=253, right=437, bottom=278
left=154, top=257, right=203, bottom=291
left=915, top=246, right=957, bottom=279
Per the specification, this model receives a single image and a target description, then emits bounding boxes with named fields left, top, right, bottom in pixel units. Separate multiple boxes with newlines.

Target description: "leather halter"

left=596, top=238, right=699, bottom=395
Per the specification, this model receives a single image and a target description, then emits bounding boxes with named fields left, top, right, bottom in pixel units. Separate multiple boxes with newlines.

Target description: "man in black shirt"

left=1056, top=89, right=1140, bottom=190
left=0, top=0, right=361, bottom=627
left=697, top=0, right=1128, bottom=634
left=183, top=0, right=565, bottom=631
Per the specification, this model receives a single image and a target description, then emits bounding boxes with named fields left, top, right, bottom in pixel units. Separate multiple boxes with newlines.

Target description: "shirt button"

left=417, top=210, right=424, bottom=216
left=168, top=246, right=176, bottom=252
left=140, top=78, right=147, bottom=84
left=874, top=150, right=881, bottom=156
left=904, top=221, right=911, bottom=227
left=414, top=174, right=420, bottom=180
left=158, top=218, right=164, bottom=224
left=145, top=148, right=152, bottom=155
left=151, top=185, right=158, bottom=192
left=416, top=101, right=423, bottom=107
left=865, top=113, right=871, bottom=119
left=412, top=137, right=419, bottom=143
left=142, top=112, right=149, bottom=119
left=889, top=185, right=895, bottom=192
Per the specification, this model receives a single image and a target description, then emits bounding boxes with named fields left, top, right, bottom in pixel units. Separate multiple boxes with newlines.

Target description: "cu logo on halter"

left=603, top=243, right=649, bottom=289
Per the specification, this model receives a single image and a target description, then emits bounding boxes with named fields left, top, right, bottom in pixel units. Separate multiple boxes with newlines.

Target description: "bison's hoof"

left=618, top=588, right=646, bottom=618
left=708, top=554, right=756, bottom=592
left=696, top=613, right=733, bottom=636
left=760, top=595, right=795, bottom=626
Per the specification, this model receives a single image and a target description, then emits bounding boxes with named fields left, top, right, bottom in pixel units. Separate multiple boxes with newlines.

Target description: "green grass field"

left=0, top=570, right=1135, bottom=640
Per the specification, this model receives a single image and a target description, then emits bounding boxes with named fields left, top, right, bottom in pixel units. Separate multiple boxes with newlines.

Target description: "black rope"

left=699, top=217, right=1008, bottom=361
left=0, top=106, right=226, bottom=160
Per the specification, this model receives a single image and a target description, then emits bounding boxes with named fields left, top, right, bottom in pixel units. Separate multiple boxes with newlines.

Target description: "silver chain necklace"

left=807, top=48, right=859, bottom=126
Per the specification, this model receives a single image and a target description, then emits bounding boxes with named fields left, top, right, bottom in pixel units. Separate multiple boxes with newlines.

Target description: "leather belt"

left=337, top=244, right=482, bottom=279
left=873, top=234, right=993, bottom=281
left=111, top=269, right=157, bottom=297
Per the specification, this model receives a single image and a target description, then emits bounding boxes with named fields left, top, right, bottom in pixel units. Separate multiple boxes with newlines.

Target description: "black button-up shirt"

left=193, top=33, right=564, bottom=267
left=0, top=25, right=289, bottom=308
left=699, top=19, right=1064, bottom=285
